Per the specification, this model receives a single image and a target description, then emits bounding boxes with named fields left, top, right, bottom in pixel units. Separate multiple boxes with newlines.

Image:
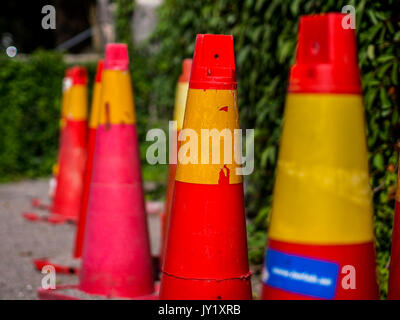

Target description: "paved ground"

left=0, top=179, right=160, bottom=300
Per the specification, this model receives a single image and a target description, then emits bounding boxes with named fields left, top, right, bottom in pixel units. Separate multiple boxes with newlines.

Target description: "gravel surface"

left=0, top=179, right=161, bottom=300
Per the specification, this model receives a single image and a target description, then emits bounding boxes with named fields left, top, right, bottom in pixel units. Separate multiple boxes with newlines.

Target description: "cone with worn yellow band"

left=261, top=13, right=378, bottom=300
left=160, top=34, right=252, bottom=300
left=78, top=44, right=155, bottom=299
left=160, top=59, right=192, bottom=263
left=51, top=66, right=88, bottom=222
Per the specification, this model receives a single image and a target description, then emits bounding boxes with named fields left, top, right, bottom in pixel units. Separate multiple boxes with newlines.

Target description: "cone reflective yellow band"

left=175, top=89, right=242, bottom=185
left=268, top=93, right=373, bottom=244
left=98, top=70, right=136, bottom=125
left=60, top=76, right=72, bottom=129
left=68, top=85, right=88, bottom=121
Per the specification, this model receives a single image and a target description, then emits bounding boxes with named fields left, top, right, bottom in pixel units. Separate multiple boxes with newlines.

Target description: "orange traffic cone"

left=159, top=34, right=252, bottom=300
left=38, top=44, right=156, bottom=300
left=389, top=156, right=400, bottom=299
left=261, top=13, right=378, bottom=300
left=50, top=66, right=88, bottom=223
left=160, top=58, right=192, bottom=264
left=74, top=60, right=104, bottom=259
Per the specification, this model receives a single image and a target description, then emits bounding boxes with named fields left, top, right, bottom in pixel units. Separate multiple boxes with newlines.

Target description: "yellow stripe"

left=175, top=88, right=242, bottom=185
left=98, top=70, right=136, bottom=125
left=89, top=82, right=102, bottom=128
left=173, top=82, right=189, bottom=130
left=268, top=93, right=374, bottom=244
left=67, top=85, right=88, bottom=121
left=60, top=81, right=72, bottom=129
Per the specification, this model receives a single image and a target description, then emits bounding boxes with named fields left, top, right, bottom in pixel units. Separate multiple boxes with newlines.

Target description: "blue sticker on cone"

left=264, top=249, right=339, bottom=299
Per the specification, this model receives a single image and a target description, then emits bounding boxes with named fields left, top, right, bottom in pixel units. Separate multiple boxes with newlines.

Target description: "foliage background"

left=0, top=0, right=399, bottom=298
left=0, top=51, right=96, bottom=181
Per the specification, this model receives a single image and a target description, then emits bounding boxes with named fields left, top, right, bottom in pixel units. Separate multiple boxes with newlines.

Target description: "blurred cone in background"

left=39, top=44, right=156, bottom=300
left=50, top=66, right=88, bottom=223
left=261, top=13, right=378, bottom=300
left=74, top=60, right=104, bottom=259
left=32, top=61, right=104, bottom=275
left=48, top=70, right=74, bottom=200
left=159, top=34, right=252, bottom=300
left=30, top=68, right=73, bottom=210
left=160, top=58, right=192, bottom=264
left=388, top=156, right=400, bottom=299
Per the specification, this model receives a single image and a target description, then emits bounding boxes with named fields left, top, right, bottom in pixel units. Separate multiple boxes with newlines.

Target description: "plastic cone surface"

left=73, top=60, right=104, bottom=258
left=159, top=34, right=252, bottom=300
left=261, top=13, right=378, bottom=300
left=389, top=158, right=400, bottom=299
left=160, top=58, right=192, bottom=263
left=51, top=67, right=88, bottom=220
left=79, top=44, right=154, bottom=299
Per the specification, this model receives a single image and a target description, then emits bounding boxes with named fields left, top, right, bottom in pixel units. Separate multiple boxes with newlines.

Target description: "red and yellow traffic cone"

left=160, top=58, right=192, bottom=264
left=31, top=61, right=105, bottom=276
left=261, top=13, right=378, bottom=300
left=389, top=158, right=400, bottom=299
left=29, top=68, right=73, bottom=212
left=73, top=60, right=104, bottom=259
left=50, top=66, right=88, bottom=223
left=159, top=34, right=252, bottom=300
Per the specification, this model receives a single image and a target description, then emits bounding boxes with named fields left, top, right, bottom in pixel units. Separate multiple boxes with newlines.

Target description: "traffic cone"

left=31, top=61, right=105, bottom=276
left=50, top=66, right=88, bottom=223
left=261, top=13, right=378, bottom=300
left=389, top=157, right=400, bottom=299
left=159, top=34, right=252, bottom=300
left=38, top=44, right=156, bottom=299
left=160, top=58, right=192, bottom=264
left=28, top=68, right=73, bottom=212
left=73, top=60, right=104, bottom=259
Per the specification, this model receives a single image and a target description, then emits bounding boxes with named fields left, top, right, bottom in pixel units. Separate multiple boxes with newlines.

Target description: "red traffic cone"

left=30, top=62, right=105, bottom=276
left=26, top=68, right=73, bottom=214
left=74, top=60, right=104, bottom=259
left=160, top=58, right=192, bottom=264
left=389, top=158, right=400, bottom=299
left=261, top=13, right=378, bottom=300
left=51, top=66, right=88, bottom=223
left=159, top=34, right=252, bottom=300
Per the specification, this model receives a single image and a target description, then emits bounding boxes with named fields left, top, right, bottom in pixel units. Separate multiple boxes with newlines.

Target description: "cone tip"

left=104, top=43, right=129, bottom=71
left=289, top=12, right=361, bottom=94
left=189, top=34, right=236, bottom=90
left=178, top=59, right=192, bottom=83
left=70, top=66, right=88, bottom=85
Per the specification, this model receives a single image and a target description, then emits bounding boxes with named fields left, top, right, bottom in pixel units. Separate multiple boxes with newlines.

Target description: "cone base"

left=22, top=212, right=77, bottom=224
left=160, top=272, right=252, bottom=300
left=261, top=239, right=379, bottom=300
left=38, top=284, right=159, bottom=300
left=31, top=198, right=51, bottom=210
left=33, top=257, right=80, bottom=275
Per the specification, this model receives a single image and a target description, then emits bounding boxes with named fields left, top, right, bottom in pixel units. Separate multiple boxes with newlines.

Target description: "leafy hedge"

left=0, top=50, right=96, bottom=181
left=149, top=0, right=400, bottom=297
